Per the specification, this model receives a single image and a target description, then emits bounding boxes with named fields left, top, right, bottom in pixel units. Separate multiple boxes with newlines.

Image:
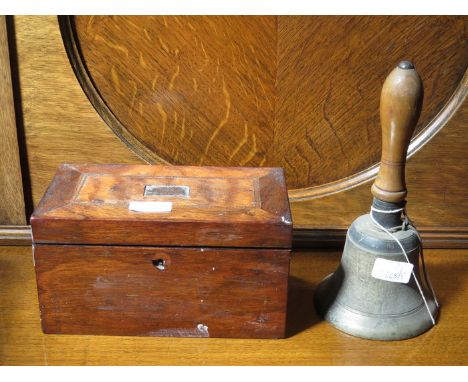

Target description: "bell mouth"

left=315, top=275, right=439, bottom=341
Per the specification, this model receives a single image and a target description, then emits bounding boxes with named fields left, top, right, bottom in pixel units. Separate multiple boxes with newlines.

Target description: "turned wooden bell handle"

left=371, top=61, right=423, bottom=203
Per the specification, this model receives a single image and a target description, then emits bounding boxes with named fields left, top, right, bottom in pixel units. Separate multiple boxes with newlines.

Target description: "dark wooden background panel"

left=2, top=16, right=466, bottom=246
left=73, top=16, right=277, bottom=171
left=71, top=15, right=467, bottom=192
left=292, top=100, right=468, bottom=230
left=12, top=16, right=144, bottom=211
left=276, top=16, right=467, bottom=189
left=0, top=16, right=25, bottom=225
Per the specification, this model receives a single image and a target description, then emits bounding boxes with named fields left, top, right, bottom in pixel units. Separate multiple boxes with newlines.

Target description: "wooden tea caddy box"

left=31, top=164, right=292, bottom=338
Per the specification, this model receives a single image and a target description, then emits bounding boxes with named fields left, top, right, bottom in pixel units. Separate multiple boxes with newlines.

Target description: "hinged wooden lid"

left=31, top=164, right=292, bottom=248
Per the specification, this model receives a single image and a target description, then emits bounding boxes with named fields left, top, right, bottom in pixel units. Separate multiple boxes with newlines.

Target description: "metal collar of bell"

left=371, top=198, right=406, bottom=229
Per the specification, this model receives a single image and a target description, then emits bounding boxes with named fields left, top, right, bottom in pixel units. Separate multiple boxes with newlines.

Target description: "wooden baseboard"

left=0, top=225, right=32, bottom=245
left=293, top=227, right=468, bottom=249
left=1, top=225, right=467, bottom=249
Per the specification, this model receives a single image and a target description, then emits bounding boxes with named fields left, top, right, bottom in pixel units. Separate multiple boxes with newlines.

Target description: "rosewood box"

left=31, top=164, right=292, bottom=338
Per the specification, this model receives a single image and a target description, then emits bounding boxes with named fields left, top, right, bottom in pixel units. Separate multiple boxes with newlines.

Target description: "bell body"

left=314, top=213, right=438, bottom=340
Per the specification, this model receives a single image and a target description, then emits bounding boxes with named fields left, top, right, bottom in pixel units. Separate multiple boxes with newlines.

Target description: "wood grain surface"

left=11, top=15, right=144, bottom=216
left=31, top=164, right=292, bottom=248
left=8, top=16, right=468, bottom=241
left=0, top=16, right=25, bottom=225
left=0, top=245, right=466, bottom=365
left=69, top=15, right=467, bottom=192
left=0, top=225, right=31, bottom=245
left=371, top=62, right=423, bottom=203
left=34, top=245, right=290, bottom=338
left=292, top=101, right=468, bottom=229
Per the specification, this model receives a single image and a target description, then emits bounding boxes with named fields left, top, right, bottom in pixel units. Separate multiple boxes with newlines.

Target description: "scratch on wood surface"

left=173, top=16, right=183, bottom=27
left=242, top=63, right=260, bottom=112
left=169, top=65, right=180, bottom=91
left=229, top=122, right=249, bottom=161
left=322, top=79, right=347, bottom=162
left=41, top=335, right=48, bottom=365
left=240, top=133, right=257, bottom=166
left=305, top=133, right=323, bottom=160
left=258, top=75, right=273, bottom=111
left=157, top=103, right=168, bottom=140
left=187, top=22, right=195, bottom=31
left=241, top=44, right=249, bottom=66
left=124, top=18, right=140, bottom=30
left=198, top=41, right=210, bottom=73
left=97, top=306, right=116, bottom=311
left=138, top=102, right=144, bottom=116
left=296, top=145, right=311, bottom=184
left=173, top=110, right=178, bottom=134
left=129, top=81, right=138, bottom=112
left=238, top=79, right=248, bottom=97
left=252, top=83, right=260, bottom=112
left=86, top=16, right=95, bottom=33
left=200, top=41, right=208, bottom=59
left=284, top=155, right=299, bottom=181
left=192, top=77, right=198, bottom=92
left=198, top=59, right=209, bottom=73
left=110, top=66, right=125, bottom=96
left=233, top=43, right=242, bottom=65
left=151, top=74, right=159, bottom=91
left=200, top=76, right=231, bottom=164
left=173, top=149, right=179, bottom=162
left=110, top=17, right=122, bottom=32
left=180, top=111, right=186, bottom=140
left=0, top=309, right=5, bottom=333
left=197, top=323, right=209, bottom=336
left=162, top=16, right=168, bottom=28
left=147, top=325, right=209, bottom=338
left=158, top=37, right=169, bottom=53
left=211, top=19, right=219, bottom=37
left=254, top=56, right=261, bottom=68
left=139, top=52, right=147, bottom=68
left=143, top=28, right=151, bottom=41
left=94, top=35, right=129, bottom=58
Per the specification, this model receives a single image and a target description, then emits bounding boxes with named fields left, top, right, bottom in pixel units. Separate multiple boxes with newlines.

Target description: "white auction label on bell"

left=371, top=258, right=414, bottom=284
left=129, top=201, right=172, bottom=213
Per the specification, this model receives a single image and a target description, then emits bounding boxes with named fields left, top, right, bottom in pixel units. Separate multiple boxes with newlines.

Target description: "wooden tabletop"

left=0, top=245, right=466, bottom=365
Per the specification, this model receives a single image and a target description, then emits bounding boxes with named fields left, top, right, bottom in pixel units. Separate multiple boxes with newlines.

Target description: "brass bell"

left=314, top=61, right=439, bottom=340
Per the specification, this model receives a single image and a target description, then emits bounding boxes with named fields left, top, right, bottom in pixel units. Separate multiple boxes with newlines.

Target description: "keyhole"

left=152, top=259, right=166, bottom=271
